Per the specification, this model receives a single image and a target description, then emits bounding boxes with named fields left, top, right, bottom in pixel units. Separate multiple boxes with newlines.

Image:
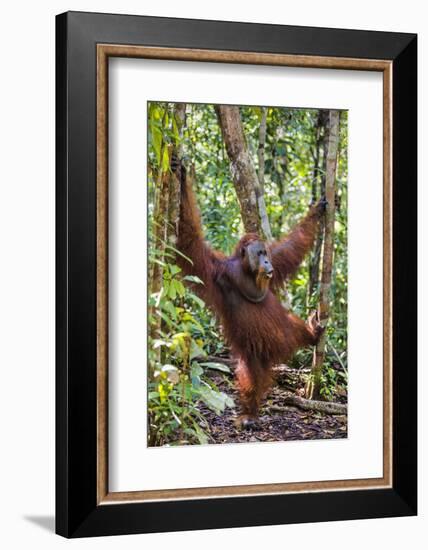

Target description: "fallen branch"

left=271, top=392, right=347, bottom=415
left=273, top=364, right=311, bottom=374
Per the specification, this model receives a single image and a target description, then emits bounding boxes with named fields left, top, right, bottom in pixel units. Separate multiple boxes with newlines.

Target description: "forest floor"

left=201, top=362, right=348, bottom=444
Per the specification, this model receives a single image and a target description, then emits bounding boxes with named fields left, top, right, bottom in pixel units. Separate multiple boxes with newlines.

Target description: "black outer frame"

left=56, top=11, right=417, bottom=538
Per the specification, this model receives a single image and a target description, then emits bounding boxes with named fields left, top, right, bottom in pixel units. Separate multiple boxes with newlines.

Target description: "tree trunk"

left=150, top=160, right=170, bottom=300
left=272, top=114, right=291, bottom=238
left=272, top=115, right=291, bottom=308
left=256, top=107, right=273, bottom=240
left=215, top=105, right=270, bottom=239
left=149, top=104, right=180, bottom=346
left=150, top=103, right=188, bottom=349
left=148, top=106, right=169, bottom=294
left=306, top=110, right=340, bottom=400
left=308, top=110, right=329, bottom=298
left=149, top=167, right=170, bottom=351
left=167, top=103, right=186, bottom=247
left=257, top=107, right=267, bottom=189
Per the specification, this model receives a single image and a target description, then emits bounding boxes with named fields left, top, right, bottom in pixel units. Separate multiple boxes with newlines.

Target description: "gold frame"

left=96, top=44, right=392, bottom=505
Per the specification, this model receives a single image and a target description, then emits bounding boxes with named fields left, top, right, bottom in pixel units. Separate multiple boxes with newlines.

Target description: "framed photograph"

left=56, top=11, right=417, bottom=538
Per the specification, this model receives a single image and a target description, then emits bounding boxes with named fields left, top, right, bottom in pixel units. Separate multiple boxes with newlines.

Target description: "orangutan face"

left=244, top=240, right=273, bottom=280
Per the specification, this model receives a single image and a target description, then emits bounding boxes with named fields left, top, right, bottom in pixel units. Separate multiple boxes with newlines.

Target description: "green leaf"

left=164, top=244, right=193, bottom=264
left=187, top=292, right=205, bottom=309
left=199, top=361, right=231, bottom=373
left=173, top=279, right=186, bottom=297
left=191, top=364, right=203, bottom=377
left=162, top=300, right=177, bottom=321
left=161, top=146, right=170, bottom=173
left=190, top=363, right=203, bottom=387
left=199, top=387, right=228, bottom=414
left=189, top=340, right=205, bottom=361
left=151, top=126, right=162, bottom=165
left=172, top=116, right=180, bottom=142
left=172, top=332, right=190, bottom=342
left=192, top=423, right=209, bottom=445
left=158, top=311, right=174, bottom=329
left=253, top=106, right=262, bottom=121
left=183, top=275, right=204, bottom=285
left=225, top=395, right=235, bottom=408
left=168, top=282, right=177, bottom=300
left=148, top=391, right=160, bottom=400
left=169, top=264, right=182, bottom=276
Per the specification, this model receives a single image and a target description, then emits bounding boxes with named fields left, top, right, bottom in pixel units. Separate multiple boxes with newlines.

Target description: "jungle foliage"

left=147, top=102, right=348, bottom=446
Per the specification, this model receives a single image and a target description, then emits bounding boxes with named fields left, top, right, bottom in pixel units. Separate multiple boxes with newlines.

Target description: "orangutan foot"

left=308, top=310, right=325, bottom=344
left=237, top=415, right=260, bottom=431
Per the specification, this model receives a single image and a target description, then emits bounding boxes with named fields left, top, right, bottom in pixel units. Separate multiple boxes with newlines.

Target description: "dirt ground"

left=201, top=363, right=348, bottom=444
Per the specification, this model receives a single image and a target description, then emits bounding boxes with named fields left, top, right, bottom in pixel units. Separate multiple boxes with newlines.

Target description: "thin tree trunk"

left=150, top=169, right=170, bottom=295
left=215, top=105, right=270, bottom=238
left=256, top=107, right=273, bottom=240
left=306, top=110, right=340, bottom=400
left=308, top=110, right=329, bottom=298
left=150, top=103, right=188, bottom=350
left=150, top=155, right=170, bottom=297
left=272, top=116, right=291, bottom=308
left=148, top=107, right=168, bottom=291
left=257, top=107, right=267, bottom=188
left=149, top=107, right=171, bottom=346
left=310, top=112, right=323, bottom=203
left=272, top=115, right=290, bottom=237
left=149, top=169, right=170, bottom=347
left=167, top=103, right=186, bottom=247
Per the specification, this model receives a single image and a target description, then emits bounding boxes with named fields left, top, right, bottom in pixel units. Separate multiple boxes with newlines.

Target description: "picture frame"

left=56, top=11, right=417, bottom=538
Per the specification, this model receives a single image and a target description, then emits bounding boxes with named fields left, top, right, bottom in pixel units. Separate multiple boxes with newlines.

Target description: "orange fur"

left=175, top=164, right=322, bottom=421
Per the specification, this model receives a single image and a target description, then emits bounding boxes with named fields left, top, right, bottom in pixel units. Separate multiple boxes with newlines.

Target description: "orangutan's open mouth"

left=265, top=271, right=273, bottom=279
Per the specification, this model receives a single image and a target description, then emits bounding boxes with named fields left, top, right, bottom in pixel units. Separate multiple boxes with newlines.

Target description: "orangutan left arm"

left=269, top=199, right=326, bottom=289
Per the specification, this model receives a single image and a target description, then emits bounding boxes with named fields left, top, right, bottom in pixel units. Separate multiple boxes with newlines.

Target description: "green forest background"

left=147, top=103, right=348, bottom=446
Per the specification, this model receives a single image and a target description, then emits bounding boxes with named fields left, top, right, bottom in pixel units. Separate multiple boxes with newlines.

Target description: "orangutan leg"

left=286, top=309, right=324, bottom=349
left=235, top=358, right=272, bottom=430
